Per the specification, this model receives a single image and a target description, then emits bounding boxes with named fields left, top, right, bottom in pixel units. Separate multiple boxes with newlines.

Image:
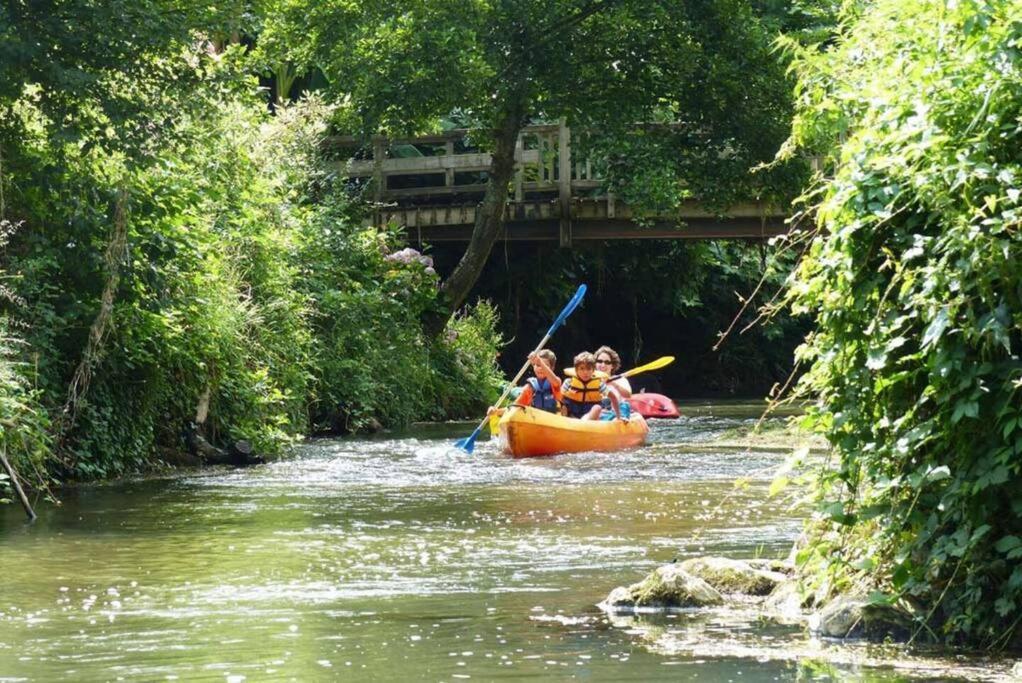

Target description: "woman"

left=594, top=346, right=632, bottom=398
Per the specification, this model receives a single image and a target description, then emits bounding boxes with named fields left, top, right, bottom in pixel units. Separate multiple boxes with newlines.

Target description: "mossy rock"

left=599, top=565, right=723, bottom=613
left=811, top=595, right=919, bottom=642
left=679, top=557, right=788, bottom=596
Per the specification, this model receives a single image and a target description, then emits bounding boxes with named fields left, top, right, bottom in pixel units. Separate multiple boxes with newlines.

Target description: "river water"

left=0, top=402, right=1014, bottom=681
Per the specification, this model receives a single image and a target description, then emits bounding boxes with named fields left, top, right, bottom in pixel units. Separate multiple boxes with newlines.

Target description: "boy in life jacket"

left=561, top=351, right=624, bottom=421
left=487, top=350, right=562, bottom=417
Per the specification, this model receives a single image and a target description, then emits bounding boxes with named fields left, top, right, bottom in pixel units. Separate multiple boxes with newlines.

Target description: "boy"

left=561, top=351, right=624, bottom=421
left=487, top=349, right=561, bottom=417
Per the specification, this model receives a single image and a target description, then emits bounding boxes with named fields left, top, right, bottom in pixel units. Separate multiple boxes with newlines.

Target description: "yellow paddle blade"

left=619, top=356, right=675, bottom=378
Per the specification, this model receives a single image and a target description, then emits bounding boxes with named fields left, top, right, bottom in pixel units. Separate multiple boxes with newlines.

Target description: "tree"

left=0, top=1, right=237, bottom=156
left=0, top=1, right=247, bottom=460
left=260, top=0, right=799, bottom=333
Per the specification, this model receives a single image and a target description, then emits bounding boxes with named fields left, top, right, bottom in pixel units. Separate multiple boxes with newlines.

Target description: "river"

left=0, top=402, right=1014, bottom=680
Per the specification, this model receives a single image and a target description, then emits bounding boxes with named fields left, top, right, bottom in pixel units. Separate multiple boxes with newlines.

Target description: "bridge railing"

left=324, top=122, right=788, bottom=245
left=326, top=121, right=598, bottom=201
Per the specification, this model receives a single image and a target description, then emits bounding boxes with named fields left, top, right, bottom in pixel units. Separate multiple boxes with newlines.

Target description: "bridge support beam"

left=403, top=217, right=789, bottom=243
left=558, top=121, right=572, bottom=248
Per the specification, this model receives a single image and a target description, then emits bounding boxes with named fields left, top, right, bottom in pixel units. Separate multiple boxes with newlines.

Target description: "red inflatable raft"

left=628, top=393, right=680, bottom=419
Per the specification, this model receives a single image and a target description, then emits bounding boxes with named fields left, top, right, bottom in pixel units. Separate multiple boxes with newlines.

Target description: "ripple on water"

left=181, top=417, right=787, bottom=496
left=4, top=404, right=1007, bottom=681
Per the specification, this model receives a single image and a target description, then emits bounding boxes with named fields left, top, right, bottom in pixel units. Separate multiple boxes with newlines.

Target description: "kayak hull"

left=497, top=407, right=649, bottom=458
left=628, top=393, right=680, bottom=419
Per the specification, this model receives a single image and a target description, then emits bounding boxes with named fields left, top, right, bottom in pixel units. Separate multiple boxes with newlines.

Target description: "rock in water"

left=679, top=556, right=788, bottom=596
left=599, top=564, right=723, bottom=613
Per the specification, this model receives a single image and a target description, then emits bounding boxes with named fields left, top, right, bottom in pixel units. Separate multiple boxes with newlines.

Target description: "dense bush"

left=0, top=222, right=51, bottom=498
left=1, top=65, right=503, bottom=482
left=782, top=0, right=1022, bottom=647
left=299, top=191, right=502, bottom=432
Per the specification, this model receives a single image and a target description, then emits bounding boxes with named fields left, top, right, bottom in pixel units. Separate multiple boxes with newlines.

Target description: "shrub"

left=782, top=0, right=1022, bottom=648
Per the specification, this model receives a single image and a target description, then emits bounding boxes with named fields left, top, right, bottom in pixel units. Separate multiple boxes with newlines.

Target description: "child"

left=487, top=350, right=561, bottom=417
left=561, top=351, right=624, bottom=421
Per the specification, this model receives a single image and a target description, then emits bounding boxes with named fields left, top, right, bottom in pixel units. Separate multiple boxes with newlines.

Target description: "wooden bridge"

left=329, top=122, right=788, bottom=247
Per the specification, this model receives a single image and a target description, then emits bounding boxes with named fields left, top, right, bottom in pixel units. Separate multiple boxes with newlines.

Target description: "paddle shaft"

left=562, top=356, right=675, bottom=381
left=466, top=330, right=557, bottom=436
left=609, top=356, right=675, bottom=381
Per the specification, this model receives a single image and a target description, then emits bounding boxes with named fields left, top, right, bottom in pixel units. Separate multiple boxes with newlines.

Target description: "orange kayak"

left=497, top=407, right=649, bottom=458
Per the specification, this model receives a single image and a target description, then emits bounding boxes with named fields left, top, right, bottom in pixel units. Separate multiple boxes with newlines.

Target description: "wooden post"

left=0, top=447, right=36, bottom=521
left=444, top=140, right=455, bottom=188
left=557, top=120, right=572, bottom=248
left=372, top=138, right=386, bottom=203
left=513, top=134, right=524, bottom=201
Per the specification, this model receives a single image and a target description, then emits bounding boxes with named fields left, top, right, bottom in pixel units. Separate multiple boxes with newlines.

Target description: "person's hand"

left=486, top=406, right=499, bottom=416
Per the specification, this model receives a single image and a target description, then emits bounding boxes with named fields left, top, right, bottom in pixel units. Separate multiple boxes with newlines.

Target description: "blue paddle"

left=455, top=284, right=587, bottom=453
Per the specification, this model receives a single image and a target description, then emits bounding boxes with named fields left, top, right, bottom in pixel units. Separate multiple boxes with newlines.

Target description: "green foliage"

left=432, top=301, right=506, bottom=418
left=260, top=0, right=807, bottom=210
left=783, top=0, right=1022, bottom=648
left=0, top=223, right=51, bottom=496
left=298, top=192, right=502, bottom=431
left=2, top=48, right=502, bottom=483
left=0, top=0, right=243, bottom=159
left=3, top=67, right=315, bottom=476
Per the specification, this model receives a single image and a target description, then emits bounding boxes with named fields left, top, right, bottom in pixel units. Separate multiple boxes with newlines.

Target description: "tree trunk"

left=423, top=106, right=525, bottom=337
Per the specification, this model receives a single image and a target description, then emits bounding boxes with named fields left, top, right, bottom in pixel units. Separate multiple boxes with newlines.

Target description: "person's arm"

left=530, top=353, right=562, bottom=395
left=607, top=386, right=625, bottom=421
left=513, top=383, right=534, bottom=407
left=611, top=377, right=633, bottom=399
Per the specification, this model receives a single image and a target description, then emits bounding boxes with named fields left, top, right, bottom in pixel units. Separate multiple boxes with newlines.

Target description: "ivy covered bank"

left=782, top=0, right=1022, bottom=648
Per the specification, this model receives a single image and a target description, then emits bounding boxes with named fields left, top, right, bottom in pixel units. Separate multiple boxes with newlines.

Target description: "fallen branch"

left=0, top=445, right=36, bottom=520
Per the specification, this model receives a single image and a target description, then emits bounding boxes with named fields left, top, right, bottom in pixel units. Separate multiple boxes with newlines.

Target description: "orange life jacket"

left=560, top=373, right=607, bottom=417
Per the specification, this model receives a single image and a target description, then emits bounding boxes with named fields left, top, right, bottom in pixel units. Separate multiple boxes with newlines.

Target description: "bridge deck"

left=328, top=123, right=788, bottom=245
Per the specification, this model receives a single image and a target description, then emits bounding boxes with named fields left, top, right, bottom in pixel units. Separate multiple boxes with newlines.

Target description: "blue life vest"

left=526, top=377, right=559, bottom=413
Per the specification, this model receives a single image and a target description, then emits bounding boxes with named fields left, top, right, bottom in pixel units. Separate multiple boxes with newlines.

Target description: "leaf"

left=994, top=597, right=1015, bottom=617
left=892, top=561, right=913, bottom=589
left=995, top=535, right=1022, bottom=559
left=823, top=500, right=856, bottom=525
left=923, top=465, right=951, bottom=483
left=885, top=336, right=908, bottom=352
left=867, top=590, right=895, bottom=605
left=970, top=524, right=991, bottom=544
left=921, top=307, right=951, bottom=349
left=853, top=556, right=876, bottom=571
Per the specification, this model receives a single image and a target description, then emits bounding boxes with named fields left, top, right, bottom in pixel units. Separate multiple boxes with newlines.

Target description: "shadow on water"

left=0, top=402, right=1015, bottom=680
